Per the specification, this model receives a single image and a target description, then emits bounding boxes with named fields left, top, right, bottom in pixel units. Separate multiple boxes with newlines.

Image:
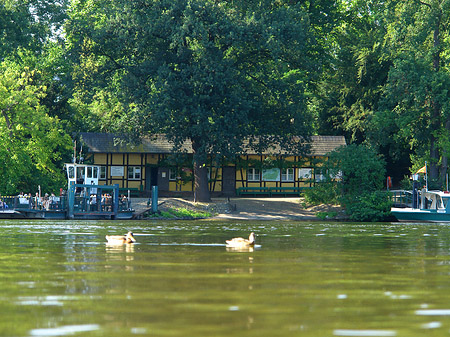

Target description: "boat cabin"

left=65, top=163, right=100, bottom=191
left=422, top=191, right=450, bottom=212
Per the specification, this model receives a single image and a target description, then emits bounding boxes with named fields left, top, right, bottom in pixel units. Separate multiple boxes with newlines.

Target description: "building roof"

left=80, top=132, right=346, bottom=157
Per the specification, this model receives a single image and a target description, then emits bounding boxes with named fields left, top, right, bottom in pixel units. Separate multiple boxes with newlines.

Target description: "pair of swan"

left=105, top=231, right=256, bottom=248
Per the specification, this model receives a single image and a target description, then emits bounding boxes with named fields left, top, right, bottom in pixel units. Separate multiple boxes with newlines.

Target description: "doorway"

left=145, top=167, right=159, bottom=192
left=222, top=166, right=236, bottom=196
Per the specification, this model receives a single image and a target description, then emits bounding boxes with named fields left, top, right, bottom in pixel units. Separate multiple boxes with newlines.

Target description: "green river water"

left=1, top=220, right=450, bottom=336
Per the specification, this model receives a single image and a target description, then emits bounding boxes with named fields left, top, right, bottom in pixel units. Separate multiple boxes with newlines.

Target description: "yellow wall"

left=91, top=152, right=325, bottom=193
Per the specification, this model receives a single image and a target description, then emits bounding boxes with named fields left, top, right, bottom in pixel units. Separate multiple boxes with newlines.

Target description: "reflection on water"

left=29, top=324, right=100, bottom=336
left=2, top=221, right=450, bottom=336
left=226, top=246, right=255, bottom=253
left=105, top=242, right=135, bottom=254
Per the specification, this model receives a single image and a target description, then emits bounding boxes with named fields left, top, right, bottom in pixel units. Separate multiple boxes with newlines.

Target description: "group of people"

left=88, top=193, right=112, bottom=211
left=88, top=193, right=129, bottom=211
left=0, top=194, right=8, bottom=209
left=86, top=193, right=127, bottom=211
left=16, top=192, right=60, bottom=210
left=0, top=191, right=130, bottom=212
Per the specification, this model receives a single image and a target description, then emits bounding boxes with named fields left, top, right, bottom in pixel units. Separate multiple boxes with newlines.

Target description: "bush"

left=343, top=190, right=392, bottom=222
left=303, top=183, right=339, bottom=205
left=306, top=144, right=391, bottom=222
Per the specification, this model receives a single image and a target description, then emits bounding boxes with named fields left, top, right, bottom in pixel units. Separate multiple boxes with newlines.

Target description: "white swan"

left=226, top=232, right=255, bottom=248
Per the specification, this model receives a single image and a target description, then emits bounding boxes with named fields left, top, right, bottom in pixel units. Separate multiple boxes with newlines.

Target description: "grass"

left=145, top=207, right=212, bottom=219
left=315, top=211, right=338, bottom=220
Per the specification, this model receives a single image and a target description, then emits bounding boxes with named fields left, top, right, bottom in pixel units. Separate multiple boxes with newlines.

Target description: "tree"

left=310, top=144, right=391, bottom=222
left=0, top=0, right=68, bottom=59
left=315, top=1, right=392, bottom=142
left=381, top=0, right=450, bottom=185
left=66, top=0, right=317, bottom=201
left=0, top=56, right=72, bottom=194
left=0, top=1, right=75, bottom=194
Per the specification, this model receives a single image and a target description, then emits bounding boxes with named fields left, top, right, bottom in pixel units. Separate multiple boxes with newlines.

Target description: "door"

left=145, top=167, right=159, bottom=191
left=222, top=166, right=236, bottom=196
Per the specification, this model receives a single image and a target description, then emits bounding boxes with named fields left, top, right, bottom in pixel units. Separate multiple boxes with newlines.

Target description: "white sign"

left=262, top=168, right=280, bottom=181
left=111, top=166, right=124, bottom=177
left=298, top=168, right=312, bottom=179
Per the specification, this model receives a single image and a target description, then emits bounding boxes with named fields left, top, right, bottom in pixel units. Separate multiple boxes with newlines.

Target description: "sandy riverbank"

left=131, top=197, right=344, bottom=221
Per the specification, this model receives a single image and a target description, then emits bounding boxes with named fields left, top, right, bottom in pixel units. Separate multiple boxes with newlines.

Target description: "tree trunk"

left=430, top=12, right=442, bottom=182
left=191, top=138, right=211, bottom=202
left=441, top=118, right=450, bottom=187
left=429, top=132, right=439, bottom=181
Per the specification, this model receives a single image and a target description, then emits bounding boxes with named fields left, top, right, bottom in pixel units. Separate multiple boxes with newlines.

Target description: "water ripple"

left=29, top=324, right=100, bottom=336
left=333, top=330, right=397, bottom=336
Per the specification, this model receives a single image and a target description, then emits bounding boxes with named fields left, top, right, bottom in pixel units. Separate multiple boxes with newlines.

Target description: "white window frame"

left=282, top=168, right=294, bottom=182
left=87, top=166, right=98, bottom=179
left=247, top=168, right=261, bottom=182
left=169, top=169, right=177, bottom=181
left=128, top=166, right=141, bottom=180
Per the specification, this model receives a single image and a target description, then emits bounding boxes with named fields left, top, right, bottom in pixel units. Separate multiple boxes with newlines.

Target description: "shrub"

left=307, top=144, right=391, bottom=222
left=304, top=183, right=339, bottom=205
left=343, top=190, right=392, bottom=222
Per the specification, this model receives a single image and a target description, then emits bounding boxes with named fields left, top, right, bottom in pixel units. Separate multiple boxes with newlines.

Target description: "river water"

left=1, top=220, right=450, bottom=336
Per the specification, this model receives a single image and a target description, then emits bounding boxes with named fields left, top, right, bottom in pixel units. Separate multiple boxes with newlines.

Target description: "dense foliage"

left=3, top=0, right=450, bottom=205
left=65, top=0, right=320, bottom=201
left=305, top=144, right=391, bottom=221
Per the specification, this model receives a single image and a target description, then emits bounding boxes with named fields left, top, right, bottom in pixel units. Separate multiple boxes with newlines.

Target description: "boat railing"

left=390, top=190, right=414, bottom=208
left=73, top=194, right=117, bottom=213
left=0, top=195, right=67, bottom=211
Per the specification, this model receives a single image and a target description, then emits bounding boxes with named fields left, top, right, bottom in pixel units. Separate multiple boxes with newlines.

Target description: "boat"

left=0, top=163, right=135, bottom=220
left=391, top=189, right=450, bottom=222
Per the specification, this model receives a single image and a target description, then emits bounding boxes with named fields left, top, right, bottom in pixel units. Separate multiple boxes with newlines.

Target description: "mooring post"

left=113, top=184, right=119, bottom=217
left=152, top=186, right=158, bottom=213
left=68, top=182, right=75, bottom=219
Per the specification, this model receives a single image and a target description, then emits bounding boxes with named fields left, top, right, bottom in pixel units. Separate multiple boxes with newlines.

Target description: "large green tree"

left=381, top=0, right=450, bottom=184
left=0, top=1, right=74, bottom=194
left=67, top=0, right=317, bottom=201
left=0, top=0, right=68, bottom=58
left=0, top=56, right=72, bottom=194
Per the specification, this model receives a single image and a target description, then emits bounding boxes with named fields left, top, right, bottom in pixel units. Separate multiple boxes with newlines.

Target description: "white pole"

left=425, top=161, right=428, bottom=191
left=73, top=141, right=77, bottom=163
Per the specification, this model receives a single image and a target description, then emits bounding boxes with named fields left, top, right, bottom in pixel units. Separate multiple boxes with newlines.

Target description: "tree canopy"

left=0, top=55, right=71, bottom=194
left=66, top=0, right=321, bottom=201
left=4, top=0, right=450, bottom=198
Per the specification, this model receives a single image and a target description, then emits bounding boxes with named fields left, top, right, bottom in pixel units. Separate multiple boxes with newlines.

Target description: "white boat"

left=391, top=190, right=450, bottom=222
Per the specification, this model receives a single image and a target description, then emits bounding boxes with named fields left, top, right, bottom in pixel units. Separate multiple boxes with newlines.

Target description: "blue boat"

left=391, top=190, right=450, bottom=222
left=0, top=163, right=135, bottom=220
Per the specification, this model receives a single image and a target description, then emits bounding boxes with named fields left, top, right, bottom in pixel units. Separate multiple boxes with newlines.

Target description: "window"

left=128, top=166, right=141, bottom=180
left=169, top=169, right=177, bottom=181
left=315, top=171, right=325, bottom=182
left=87, top=166, right=98, bottom=179
left=329, top=170, right=343, bottom=181
left=99, top=166, right=107, bottom=180
left=247, top=168, right=260, bottom=181
left=68, top=167, right=75, bottom=179
left=282, top=168, right=294, bottom=182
